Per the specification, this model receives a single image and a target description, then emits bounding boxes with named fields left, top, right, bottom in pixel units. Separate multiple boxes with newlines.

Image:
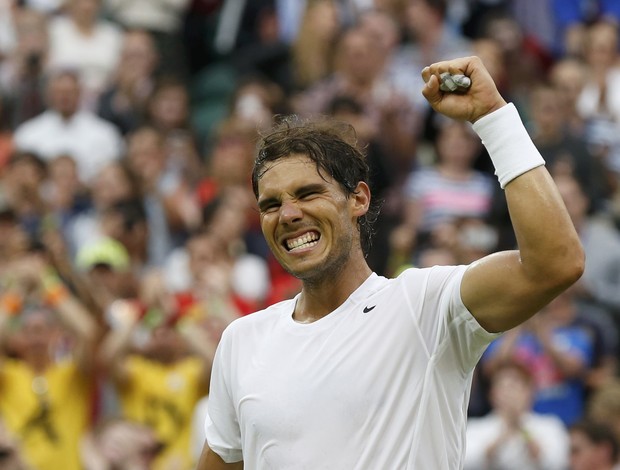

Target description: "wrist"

left=471, top=99, right=508, bottom=124
left=41, top=272, right=70, bottom=308
left=472, top=103, right=545, bottom=188
left=0, top=291, right=23, bottom=316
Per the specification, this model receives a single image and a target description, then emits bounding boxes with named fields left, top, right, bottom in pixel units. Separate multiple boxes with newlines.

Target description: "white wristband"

left=472, top=103, right=545, bottom=189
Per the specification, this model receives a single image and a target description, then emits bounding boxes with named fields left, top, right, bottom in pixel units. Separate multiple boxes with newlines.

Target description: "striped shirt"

left=404, top=167, right=494, bottom=233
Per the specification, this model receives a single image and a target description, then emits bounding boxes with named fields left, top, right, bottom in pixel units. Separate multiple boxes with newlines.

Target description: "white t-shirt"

left=48, top=16, right=123, bottom=103
left=205, top=265, right=499, bottom=469
left=14, top=110, right=123, bottom=182
left=464, top=412, right=569, bottom=470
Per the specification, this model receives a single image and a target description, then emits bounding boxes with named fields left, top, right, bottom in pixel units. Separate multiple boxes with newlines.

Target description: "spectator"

left=0, top=6, right=48, bottom=127
left=228, top=75, right=289, bottom=132
left=549, top=57, right=589, bottom=136
left=99, top=198, right=167, bottom=273
left=0, top=254, right=98, bottom=470
left=47, top=0, right=123, bottom=108
left=97, top=29, right=159, bottom=135
left=576, top=21, right=620, bottom=177
left=479, top=11, right=551, bottom=109
left=0, top=418, right=30, bottom=470
left=294, top=24, right=417, bottom=168
left=482, top=289, right=598, bottom=426
left=162, top=227, right=243, bottom=322
left=124, top=126, right=198, bottom=247
left=391, top=120, right=493, bottom=267
left=74, top=236, right=136, bottom=316
left=387, top=0, right=472, bottom=114
left=0, top=96, right=13, bottom=171
left=290, top=0, right=341, bottom=91
left=145, top=77, right=202, bottom=184
left=464, top=360, right=569, bottom=470
left=528, top=83, right=609, bottom=208
left=13, top=70, right=123, bottom=183
left=327, top=94, right=397, bottom=275
left=0, top=203, right=30, bottom=267
left=555, top=173, right=620, bottom=320
left=551, top=0, right=620, bottom=58
left=20, top=0, right=62, bottom=15
left=196, top=118, right=258, bottom=207
left=66, top=160, right=140, bottom=256
left=43, top=155, right=89, bottom=229
left=569, top=420, right=620, bottom=470
left=99, top=298, right=217, bottom=470
left=80, top=418, right=161, bottom=470
left=103, top=0, right=192, bottom=76
left=0, top=152, right=47, bottom=238
left=588, top=380, right=620, bottom=444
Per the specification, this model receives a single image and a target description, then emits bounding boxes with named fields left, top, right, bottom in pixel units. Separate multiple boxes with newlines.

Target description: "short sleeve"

left=204, top=328, right=243, bottom=463
left=440, top=265, right=501, bottom=372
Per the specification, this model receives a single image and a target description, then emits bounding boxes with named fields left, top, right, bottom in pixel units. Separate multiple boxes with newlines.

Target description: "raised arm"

left=98, top=299, right=142, bottom=386
left=421, top=56, right=585, bottom=333
left=39, top=270, right=99, bottom=372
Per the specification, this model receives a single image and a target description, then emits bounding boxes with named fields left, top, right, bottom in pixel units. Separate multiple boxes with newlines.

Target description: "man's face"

left=570, top=430, right=607, bottom=470
left=257, top=154, right=359, bottom=282
left=47, top=75, right=80, bottom=118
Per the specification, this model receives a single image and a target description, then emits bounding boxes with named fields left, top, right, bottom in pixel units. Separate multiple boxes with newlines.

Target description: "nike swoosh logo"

left=363, top=305, right=376, bottom=313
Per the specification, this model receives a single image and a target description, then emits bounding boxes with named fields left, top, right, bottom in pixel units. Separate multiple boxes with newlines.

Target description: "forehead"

left=257, top=154, right=334, bottom=196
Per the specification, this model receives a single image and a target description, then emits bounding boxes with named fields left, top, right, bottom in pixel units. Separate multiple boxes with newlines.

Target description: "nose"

left=279, top=200, right=303, bottom=224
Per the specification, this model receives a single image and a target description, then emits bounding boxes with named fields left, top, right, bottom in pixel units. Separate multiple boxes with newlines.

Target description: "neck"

left=58, top=110, right=76, bottom=121
left=73, top=18, right=95, bottom=35
left=26, top=354, right=50, bottom=374
left=293, top=257, right=372, bottom=323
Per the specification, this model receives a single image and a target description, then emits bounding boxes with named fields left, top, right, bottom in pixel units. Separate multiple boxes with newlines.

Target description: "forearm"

left=99, top=301, right=141, bottom=380
left=100, top=320, right=135, bottom=366
left=42, top=274, right=98, bottom=345
left=504, top=167, right=583, bottom=288
left=462, top=106, right=584, bottom=331
left=538, top=334, right=585, bottom=377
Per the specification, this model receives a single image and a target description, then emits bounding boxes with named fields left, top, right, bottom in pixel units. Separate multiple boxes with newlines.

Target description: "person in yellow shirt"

left=0, top=254, right=98, bottom=470
left=99, top=299, right=217, bottom=470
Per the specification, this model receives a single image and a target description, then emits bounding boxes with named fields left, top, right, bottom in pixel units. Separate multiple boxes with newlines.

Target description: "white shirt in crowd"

left=14, top=110, right=123, bottom=182
left=48, top=15, right=123, bottom=104
left=464, top=412, right=570, bottom=470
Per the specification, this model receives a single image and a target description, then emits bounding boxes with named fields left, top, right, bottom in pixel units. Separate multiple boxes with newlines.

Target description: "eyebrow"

left=258, top=183, right=327, bottom=212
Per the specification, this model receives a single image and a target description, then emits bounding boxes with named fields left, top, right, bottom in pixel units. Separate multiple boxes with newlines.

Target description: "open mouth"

left=284, top=231, right=320, bottom=252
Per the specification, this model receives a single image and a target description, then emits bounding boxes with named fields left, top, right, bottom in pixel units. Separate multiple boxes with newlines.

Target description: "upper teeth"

left=286, top=233, right=319, bottom=251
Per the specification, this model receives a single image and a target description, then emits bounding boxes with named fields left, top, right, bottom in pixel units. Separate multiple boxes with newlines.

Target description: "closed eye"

left=296, top=184, right=325, bottom=200
left=258, top=199, right=280, bottom=213
left=299, top=190, right=319, bottom=200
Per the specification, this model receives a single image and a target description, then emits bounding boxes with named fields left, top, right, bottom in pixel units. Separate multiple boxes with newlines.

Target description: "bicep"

left=461, top=251, right=566, bottom=333
left=197, top=444, right=243, bottom=470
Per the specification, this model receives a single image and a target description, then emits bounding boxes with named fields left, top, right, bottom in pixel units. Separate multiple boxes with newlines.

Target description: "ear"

left=350, top=181, right=371, bottom=218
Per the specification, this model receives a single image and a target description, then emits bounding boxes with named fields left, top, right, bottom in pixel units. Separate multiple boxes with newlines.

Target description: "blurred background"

left=1, top=1, right=620, bottom=469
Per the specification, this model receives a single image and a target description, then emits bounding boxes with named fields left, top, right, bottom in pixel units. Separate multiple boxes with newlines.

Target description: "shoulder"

left=48, top=16, right=71, bottom=35
left=395, top=264, right=467, bottom=291
left=98, top=20, right=123, bottom=37
left=222, top=299, right=296, bottom=339
left=13, top=113, right=55, bottom=146
left=15, top=111, right=52, bottom=133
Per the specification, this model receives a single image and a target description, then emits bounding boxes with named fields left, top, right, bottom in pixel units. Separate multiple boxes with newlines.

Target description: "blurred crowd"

left=1, top=0, right=620, bottom=469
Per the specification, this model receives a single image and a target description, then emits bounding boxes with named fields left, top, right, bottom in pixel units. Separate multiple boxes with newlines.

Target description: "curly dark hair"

left=252, top=115, right=382, bottom=257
